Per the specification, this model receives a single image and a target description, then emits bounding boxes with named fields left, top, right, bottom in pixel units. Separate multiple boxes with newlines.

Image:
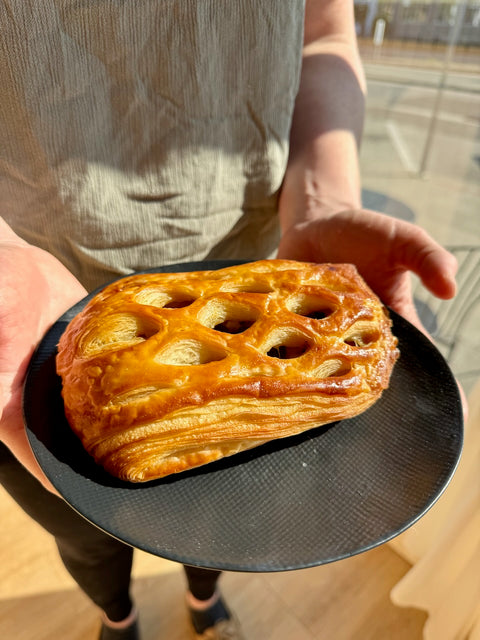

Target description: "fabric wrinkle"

left=1, top=1, right=305, bottom=292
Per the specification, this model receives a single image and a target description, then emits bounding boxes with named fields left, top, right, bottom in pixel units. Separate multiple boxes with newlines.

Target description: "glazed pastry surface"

left=56, top=260, right=399, bottom=481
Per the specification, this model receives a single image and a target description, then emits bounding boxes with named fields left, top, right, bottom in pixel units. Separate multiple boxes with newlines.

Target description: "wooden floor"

left=0, top=486, right=427, bottom=640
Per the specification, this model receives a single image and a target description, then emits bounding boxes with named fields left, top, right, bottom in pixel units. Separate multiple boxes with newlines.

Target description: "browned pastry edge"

left=56, top=259, right=399, bottom=481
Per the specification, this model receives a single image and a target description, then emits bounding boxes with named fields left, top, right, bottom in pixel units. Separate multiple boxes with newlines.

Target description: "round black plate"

left=23, top=261, right=463, bottom=572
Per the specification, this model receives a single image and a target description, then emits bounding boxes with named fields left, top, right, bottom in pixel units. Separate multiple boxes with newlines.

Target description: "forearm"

left=0, top=407, right=58, bottom=493
left=0, top=217, right=86, bottom=492
left=280, top=1, right=366, bottom=232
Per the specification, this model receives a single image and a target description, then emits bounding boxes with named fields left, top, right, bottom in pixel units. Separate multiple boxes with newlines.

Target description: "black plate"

left=23, top=261, right=463, bottom=572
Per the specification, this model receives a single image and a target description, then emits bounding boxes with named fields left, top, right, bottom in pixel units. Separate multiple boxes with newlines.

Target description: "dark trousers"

left=0, top=442, right=221, bottom=621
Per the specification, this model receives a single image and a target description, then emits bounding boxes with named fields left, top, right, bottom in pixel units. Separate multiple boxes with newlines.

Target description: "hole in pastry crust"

left=80, top=314, right=159, bottom=355
left=267, top=343, right=309, bottom=359
left=111, top=386, right=170, bottom=405
left=163, top=298, right=196, bottom=309
left=214, top=319, right=256, bottom=334
left=220, top=282, right=273, bottom=294
left=312, top=359, right=352, bottom=378
left=135, top=288, right=196, bottom=309
left=156, top=339, right=228, bottom=366
left=197, top=300, right=260, bottom=334
left=135, top=318, right=160, bottom=340
left=262, top=329, right=311, bottom=360
left=344, top=335, right=378, bottom=347
left=327, top=360, right=352, bottom=377
left=286, top=294, right=336, bottom=320
left=343, top=323, right=380, bottom=347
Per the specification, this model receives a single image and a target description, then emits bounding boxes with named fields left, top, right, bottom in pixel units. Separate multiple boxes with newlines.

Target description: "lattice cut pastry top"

left=56, top=260, right=399, bottom=482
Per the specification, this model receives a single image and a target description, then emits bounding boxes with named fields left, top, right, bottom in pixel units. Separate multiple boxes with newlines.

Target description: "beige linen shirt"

left=0, top=1, right=304, bottom=290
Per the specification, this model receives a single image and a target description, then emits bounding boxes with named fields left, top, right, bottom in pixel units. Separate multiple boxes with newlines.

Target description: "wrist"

left=301, top=166, right=362, bottom=219
left=279, top=153, right=362, bottom=234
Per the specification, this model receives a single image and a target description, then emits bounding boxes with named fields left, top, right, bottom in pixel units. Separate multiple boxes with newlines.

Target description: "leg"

left=183, top=564, right=222, bottom=600
left=0, top=442, right=133, bottom=622
left=183, top=565, right=244, bottom=638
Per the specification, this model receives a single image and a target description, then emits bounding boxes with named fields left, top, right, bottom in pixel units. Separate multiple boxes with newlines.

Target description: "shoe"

left=188, top=595, right=244, bottom=640
left=193, top=616, right=244, bottom=640
left=98, top=619, right=140, bottom=640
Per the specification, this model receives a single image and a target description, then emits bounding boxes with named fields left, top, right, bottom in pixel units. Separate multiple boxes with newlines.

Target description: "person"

left=0, top=2, right=459, bottom=639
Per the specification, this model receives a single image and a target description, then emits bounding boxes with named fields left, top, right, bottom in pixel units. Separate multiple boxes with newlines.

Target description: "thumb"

left=417, top=246, right=457, bottom=299
left=393, top=223, right=457, bottom=300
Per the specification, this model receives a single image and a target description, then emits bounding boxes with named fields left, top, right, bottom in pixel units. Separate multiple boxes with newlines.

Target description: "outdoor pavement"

left=357, top=38, right=480, bottom=73
left=357, top=40, right=480, bottom=397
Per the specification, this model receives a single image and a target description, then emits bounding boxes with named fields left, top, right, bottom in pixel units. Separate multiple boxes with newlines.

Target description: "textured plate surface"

left=23, top=261, right=463, bottom=572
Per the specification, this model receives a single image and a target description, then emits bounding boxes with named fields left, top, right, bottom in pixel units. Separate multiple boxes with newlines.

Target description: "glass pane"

left=356, top=0, right=480, bottom=396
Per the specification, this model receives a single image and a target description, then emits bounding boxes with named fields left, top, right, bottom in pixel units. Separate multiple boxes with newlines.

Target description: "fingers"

left=277, top=209, right=458, bottom=307
left=391, top=219, right=458, bottom=300
left=377, top=269, right=431, bottom=337
left=418, top=245, right=458, bottom=299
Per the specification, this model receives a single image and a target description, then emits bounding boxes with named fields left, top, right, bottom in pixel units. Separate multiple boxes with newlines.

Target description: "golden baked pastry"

left=56, top=260, right=399, bottom=482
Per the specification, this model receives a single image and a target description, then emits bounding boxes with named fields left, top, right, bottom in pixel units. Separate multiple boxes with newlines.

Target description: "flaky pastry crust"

left=56, top=260, right=399, bottom=482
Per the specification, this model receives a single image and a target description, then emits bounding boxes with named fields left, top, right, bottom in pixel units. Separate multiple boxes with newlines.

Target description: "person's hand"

left=0, top=222, right=87, bottom=493
left=277, top=207, right=458, bottom=333
left=277, top=207, right=468, bottom=419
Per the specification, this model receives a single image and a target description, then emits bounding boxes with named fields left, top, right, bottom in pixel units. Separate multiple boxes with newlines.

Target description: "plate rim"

left=22, top=260, right=464, bottom=572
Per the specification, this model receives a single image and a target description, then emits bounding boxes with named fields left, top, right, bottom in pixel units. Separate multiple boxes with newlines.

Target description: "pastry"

left=56, top=259, right=399, bottom=482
